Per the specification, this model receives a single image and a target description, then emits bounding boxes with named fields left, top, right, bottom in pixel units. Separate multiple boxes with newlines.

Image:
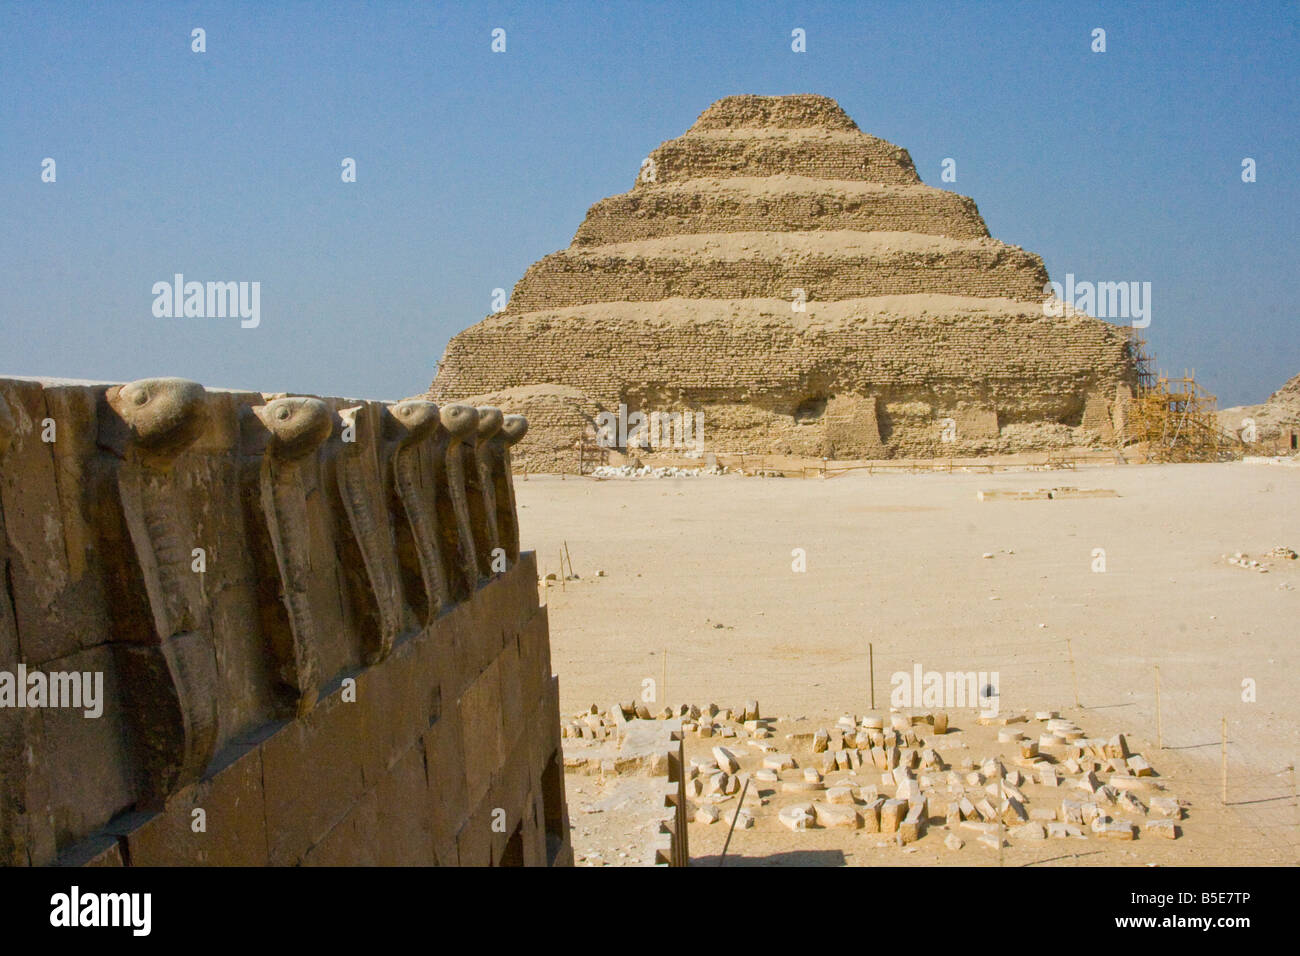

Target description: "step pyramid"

left=428, top=95, right=1137, bottom=470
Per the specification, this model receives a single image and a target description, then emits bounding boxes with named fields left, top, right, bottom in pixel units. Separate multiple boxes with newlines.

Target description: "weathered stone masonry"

left=430, top=94, right=1138, bottom=469
left=0, top=375, right=570, bottom=867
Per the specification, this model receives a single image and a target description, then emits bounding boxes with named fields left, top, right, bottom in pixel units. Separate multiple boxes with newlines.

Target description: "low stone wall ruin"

left=0, top=376, right=570, bottom=867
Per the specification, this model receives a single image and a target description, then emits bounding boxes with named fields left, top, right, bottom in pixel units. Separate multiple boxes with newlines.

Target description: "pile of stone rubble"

left=564, top=701, right=1187, bottom=849
left=590, top=464, right=727, bottom=478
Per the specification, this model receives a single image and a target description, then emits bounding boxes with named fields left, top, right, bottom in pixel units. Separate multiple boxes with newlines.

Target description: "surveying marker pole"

left=718, top=776, right=751, bottom=866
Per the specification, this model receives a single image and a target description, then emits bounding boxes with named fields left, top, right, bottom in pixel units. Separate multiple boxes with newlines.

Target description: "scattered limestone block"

left=744, top=700, right=760, bottom=721
left=1095, top=820, right=1135, bottom=840
left=1030, top=808, right=1057, bottom=822
left=778, top=805, right=813, bottom=831
left=763, top=753, right=795, bottom=771
left=635, top=703, right=652, bottom=720
left=814, top=802, right=862, bottom=829
left=1038, top=766, right=1059, bottom=788
left=1127, top=754, right=1153, bottom=777
left=1149, top=796, right=1183, bottom=820
left=735, top=809, right=755, bottom=829
left=1047, top=822, right=1086, bottom=839
left=958, top=797, right=977, bottom=821
left=705, top=772, right=728, bottom=796
left=828, top=729, right=845, bottom=751
left=698, top=723, right=714, bottom=739
left=812, top=729, right=829, bottom=753
left=834, top=750, right=852, bottom=771
left=1034, top=711, right=1058, bottom=721
left=1105, top=734, right=1129, bottom=760
left=687, top=778, right=704, bottom=798
left=754, top=769, right=778, bottom=783
left=895, top=776, right=919, bottom=801
left=819, top=751, right=837, bottom=774
left=1144, top=819, right=1179, bottom=839
left=933, top=712, right=949, bottom=734
left=826, top=786, right=855, bottom=805
left=860, top=798, right=883, bottom=833
left=712, top=746, right=740, bottom=774
left=975, top=799, right=998, bottom=823
left=1010, top=823, right=1045, bottom=840
left=944, top=832, right=964, bottom=851
left=997, top=728, right=1024, bottom=743
left=1118, top=791, right=1146, bottom=816
left=782, top=779, right=824, bottom=793
left=945, top=803, right=962, bottom=826
left=899, top=804, right=923, bottom=844
left=1075, top=770, right=1101, bottom=793
left=890, top=714, right=911, bottom=733
left=1019, top=740, right=1040, bottom=761
left=1000, top=797, right=1028, bottom=825
left=1060, top=799, right=1085, bottom=825
left=920, top=748, right=940, bottom=769
left=870, top=746, right=888, bottom=771
left=978, top=833, right=1007, bottom=850
left=803, top=767, right=822, bottom=784
left=695, top=805, right=720, bottom=824
left=880, top=799, right=906, bottom=833
left=725, top=774, right=740, bottom=795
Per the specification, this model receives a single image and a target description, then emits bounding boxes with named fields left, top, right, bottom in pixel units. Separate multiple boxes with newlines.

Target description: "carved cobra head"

left=108, top=377, right=208, bottom=454
left=475, top=406, right=504, bottom=441
left=438, top=403, right=478, bottom=441
left=256, top=396, right=333, bottom=460
left=385, top=400, right=441, bottom=442
left=501, top=415, right=529, bottom=446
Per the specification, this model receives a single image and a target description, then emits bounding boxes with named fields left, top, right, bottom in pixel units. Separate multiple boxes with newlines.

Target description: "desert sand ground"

left=516, top=461, right=1299, bottom=865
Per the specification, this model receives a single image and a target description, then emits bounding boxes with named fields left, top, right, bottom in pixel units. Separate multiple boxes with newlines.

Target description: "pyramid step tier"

left=688, top=94, right=862, bottom=132
left=574, top=177, right=989, bottom=245
left=640, top=129, right=921, bottom=187
left=507, top=232, right=1048, bottom=312
left=431, top=295, right=1131, bottom=420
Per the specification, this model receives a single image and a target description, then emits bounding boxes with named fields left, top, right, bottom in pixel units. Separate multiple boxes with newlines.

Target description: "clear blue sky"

left=2, top=1, right=1296, bottom=406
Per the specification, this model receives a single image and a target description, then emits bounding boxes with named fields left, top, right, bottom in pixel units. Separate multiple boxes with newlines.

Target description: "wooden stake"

left=1221, top=717, right=1228, bottom=805
left=563, top=540, right=574, bottom=579
left=718, top=777, right=751, bottom=866
left=661, top=649, right=667, bottom=714
left=559, top=549, right=565, bottom=591
left=1154, top=666, right=1162, bottom=749
left=998, top=775, right=1005, bottom=867
left=869, top=643, right=875, bottom=710
left=1067, top=639, right=1080, bottom=708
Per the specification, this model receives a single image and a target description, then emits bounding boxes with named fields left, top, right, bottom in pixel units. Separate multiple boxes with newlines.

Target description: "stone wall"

left=0, top=375, right=570, bottom=867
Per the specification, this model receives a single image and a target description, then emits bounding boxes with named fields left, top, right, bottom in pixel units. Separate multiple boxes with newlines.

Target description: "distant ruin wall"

left=0, top=375, right=570, bottom=867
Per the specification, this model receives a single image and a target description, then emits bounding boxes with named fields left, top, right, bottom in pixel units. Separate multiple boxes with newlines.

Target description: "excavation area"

left=516, top=461, right=1300, bottom=865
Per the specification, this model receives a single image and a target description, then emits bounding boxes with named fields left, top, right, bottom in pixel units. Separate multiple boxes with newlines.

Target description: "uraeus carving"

left=383, top=400, right=451, bottom=625
left=473, top=406, right=505, bottom=564
left=334, top=404, right=408, bottom=664
left=243, top=396, right=332, bottom=715
left=99, top=378, right=219, bottom=803
left=493, top=414, right=529, bottom=563
left=432, top=403, right=481, bottom=598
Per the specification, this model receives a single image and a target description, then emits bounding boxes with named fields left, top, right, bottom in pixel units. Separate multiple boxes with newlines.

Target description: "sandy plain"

left=515, top=461, right=1299, bottom=865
